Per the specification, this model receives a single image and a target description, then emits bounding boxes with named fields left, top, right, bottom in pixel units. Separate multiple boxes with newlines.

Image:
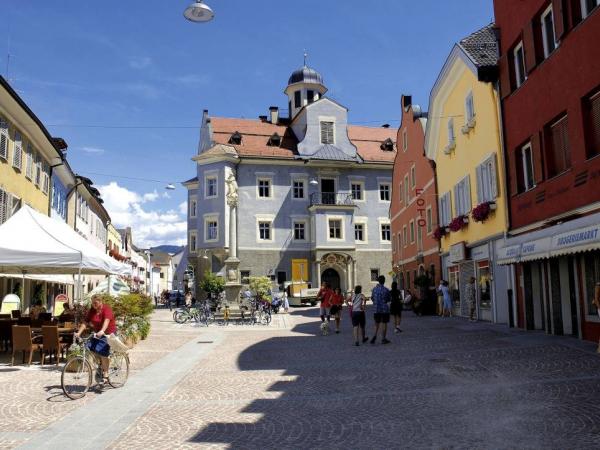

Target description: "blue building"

left=185, top=66, right=396, bottom=293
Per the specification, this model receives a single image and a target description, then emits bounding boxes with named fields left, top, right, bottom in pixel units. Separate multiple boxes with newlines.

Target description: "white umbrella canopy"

left=0, top=205, right=131, bottom=276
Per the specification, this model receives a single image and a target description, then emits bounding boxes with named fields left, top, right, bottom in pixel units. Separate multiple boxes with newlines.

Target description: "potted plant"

left=433, top=226, right=447, bottom=241
left=449, top=215, right=468, bottom=232
left=472, top=201, right=496, bottom=223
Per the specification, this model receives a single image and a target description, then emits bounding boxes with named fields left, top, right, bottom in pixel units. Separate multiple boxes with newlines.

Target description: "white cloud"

left=178, top=201, right=187, bottom=215
left=81, top=146, right=105, bottom=155
left=129, top=56, right=152, bottom=70
left=98, top=182, right=187, bottom=248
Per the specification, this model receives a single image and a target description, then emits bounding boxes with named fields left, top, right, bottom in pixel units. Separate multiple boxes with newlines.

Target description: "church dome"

left=288, top=66, right=324, bottom=86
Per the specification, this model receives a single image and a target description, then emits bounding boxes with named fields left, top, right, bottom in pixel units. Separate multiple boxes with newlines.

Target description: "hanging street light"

left=184, top=1, right=215, bottom=23
left=165, top=183, right=176, bottom=190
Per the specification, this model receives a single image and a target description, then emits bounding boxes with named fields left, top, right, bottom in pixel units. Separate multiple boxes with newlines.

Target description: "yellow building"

left=425, top=24, right=510, bottom=324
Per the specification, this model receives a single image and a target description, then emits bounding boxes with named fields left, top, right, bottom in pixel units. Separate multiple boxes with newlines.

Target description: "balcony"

left=309, top=192, right=355, bottom=207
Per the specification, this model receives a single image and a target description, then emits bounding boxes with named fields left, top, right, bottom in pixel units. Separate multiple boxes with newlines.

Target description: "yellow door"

left=291, top=259, right=309, bottom=282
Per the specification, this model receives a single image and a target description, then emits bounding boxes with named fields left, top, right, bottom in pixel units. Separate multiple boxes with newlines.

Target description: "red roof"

left=209, top=117, right=396, bottom=163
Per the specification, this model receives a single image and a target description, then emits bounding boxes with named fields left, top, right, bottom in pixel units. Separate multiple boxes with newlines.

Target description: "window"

left=12, top=131, right=22, bottom=170
left=397, top=233, right=402, bottom=250
left=379, top=183, right=391, bottom=201
left=521, top=143, right=536, bottom=191
left=410, top=166, right=416, bottom=188
left=370, top=269, right=380, bottom=282
left=190, top=199, right=197, bottom=217
left=584, top=252, right=600, bottom=315
left=160, top=272, right=164, bottom=279
left=513, top=41, right=526, bottom=88
left=476, top=155, right=498, bottom=203
left=189, top=232, right=197, bottom=252
left=241, top=271, right=251, bottom=283
left=0, top=117, right=8, bottom=160
left=292, top=180, right=305, bottom=199
left=259, top=221, right=272, bottom=240
left=426, top=207, right=433, bottom=233
left=406, top=271, right=411, bottom=290
left=454, top=176, right=472, bottom=216
left=465, top=92, right=475, bottom=123
left=307, top=90, right=315, bottom=104
left=404, top=175, right=409, bottom=204
left=25, top=144, right=33, bottom=180
left=584, top=90, right=600, bottom=159
left=293, top=222, right=306, bottom=241
left=42, top=162, right=49, bottom=194
left=205, top=176, right=217, bottom=198
left=380, top=223, right=391, bottom=242
left=447, top=118, right=455, bottom=145
left=205, top=217, right=218, bottom=242
left=329, top=219, right=342, bottom=240
left=417, top=224, right=423, bottom=250
left=294, top=91, right=301, bottom=108
left=258, top=178, right=271, bottom=198
left=354, top=223, right=365, bottom=242
left=582, top=0, right=599, bottom=18
left=403, top=226, right=408, bottom=247
left=541, top=5, right=557, bottom=58
left=34, top=152, right=41, bottom=187
left=545, top=114, right=571, bottom=178
left=320, top=121, right=334, bottom=144
left=402, top=129, right=408, bottom=152
left=439, top=191, right=452, bottom=226
left=409, top=220, right=415, bottom=243
left=351, top=182, right=363, bottom=201
left=398, top=181, right=403, bottom=203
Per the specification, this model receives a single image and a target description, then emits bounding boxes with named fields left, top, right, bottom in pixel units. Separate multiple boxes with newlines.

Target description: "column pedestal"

left=224, top=202, right=241, bottom=304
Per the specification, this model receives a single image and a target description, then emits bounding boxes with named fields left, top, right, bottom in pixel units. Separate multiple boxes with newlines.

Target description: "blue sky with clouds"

left=1, top=0, right=493, bottom=247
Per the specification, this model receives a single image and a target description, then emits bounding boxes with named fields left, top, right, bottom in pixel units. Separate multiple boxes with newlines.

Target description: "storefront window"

left=584, top=252, right=600, bottom=315
left=448, top=266, right=460, bottom=307
left=478, top=263, right=492, bottom=310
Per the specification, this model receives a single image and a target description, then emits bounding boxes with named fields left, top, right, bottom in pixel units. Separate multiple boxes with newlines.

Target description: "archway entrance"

left=321, top=268, right=340, bottom=290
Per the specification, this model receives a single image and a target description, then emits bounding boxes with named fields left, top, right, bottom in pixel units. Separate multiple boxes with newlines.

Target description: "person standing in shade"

left=466, top=277, right=477, bottom=322
left=330, top=287, right=344, bottom=334
left=346, top=285, right=369, bottom=346
left=370, top=275, right=391, bottom=344
left=390, top=281, right=403, bottom=334
left=317, top=281, right=333, bottom=325
left=440, top=280, right=452, bottom=317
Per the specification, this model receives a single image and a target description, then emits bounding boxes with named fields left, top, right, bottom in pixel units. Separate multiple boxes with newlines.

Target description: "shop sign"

left=552, top=225, right=600, bottom=250
left=449, top=242, right=466, bottom=263
left=498, top=244, right=521, bottom=261
left=470, top=244, right=489, bottom=261
left=520, top=237, right=551, bottom=261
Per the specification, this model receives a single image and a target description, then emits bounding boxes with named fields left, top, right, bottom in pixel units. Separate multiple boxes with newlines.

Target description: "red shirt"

left=318, top=288, right=333, bottom=308
left=330, top=293, right=343, bottom=306
left=86, top=304, right=116, bottom=335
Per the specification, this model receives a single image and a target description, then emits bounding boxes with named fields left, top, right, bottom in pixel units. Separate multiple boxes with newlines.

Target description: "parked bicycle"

left=61, top=335, right=129, bottom=400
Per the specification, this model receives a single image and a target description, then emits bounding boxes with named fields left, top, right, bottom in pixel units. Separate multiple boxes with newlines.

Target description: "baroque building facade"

left=185, top=66, right=396, bottom=295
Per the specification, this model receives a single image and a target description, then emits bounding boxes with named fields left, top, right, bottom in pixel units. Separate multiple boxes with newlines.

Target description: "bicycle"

left=249, top=297, right=272, bottom=325
left=61, top=335, right=129, bottom=400
left=174, top=306, right=199, bottom=324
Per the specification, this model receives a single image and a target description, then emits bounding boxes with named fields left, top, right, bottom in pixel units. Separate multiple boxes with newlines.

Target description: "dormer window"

left=268, top=132, right=281, bottom=147
left=380, top=138, right=394, bottom=151
left=229, top=131, right=242, bottom=145
left=320, top=121, right=334, bottom=145
left=307, top=90, right=315, bottom=104
left=294, top=91, right=302, bottom=108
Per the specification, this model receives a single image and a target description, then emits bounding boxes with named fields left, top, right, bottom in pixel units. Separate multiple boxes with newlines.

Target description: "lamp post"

left=184, top=0, right=214, bottom=22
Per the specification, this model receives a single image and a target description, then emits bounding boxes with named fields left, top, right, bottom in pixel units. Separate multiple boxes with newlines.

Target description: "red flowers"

left=471, top=201, right=496, bottom=223
left=449, top=215, right=468, bottom=232
left=433, top=226, right=447, bottom=240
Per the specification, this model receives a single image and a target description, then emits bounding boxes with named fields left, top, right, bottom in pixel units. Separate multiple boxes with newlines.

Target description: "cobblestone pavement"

left=107, top=307, right=600, bottom=450
left=0, top=308, right=199, bottom=449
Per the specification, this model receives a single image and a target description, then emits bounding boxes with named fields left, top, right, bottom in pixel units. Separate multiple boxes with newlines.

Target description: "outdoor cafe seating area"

left=0, top=310, right=77, bottom=366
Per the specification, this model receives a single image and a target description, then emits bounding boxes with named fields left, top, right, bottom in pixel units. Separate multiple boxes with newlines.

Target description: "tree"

left=248, top=276, right=272, bottom=301
left=199, top=270, right=225, bottom=297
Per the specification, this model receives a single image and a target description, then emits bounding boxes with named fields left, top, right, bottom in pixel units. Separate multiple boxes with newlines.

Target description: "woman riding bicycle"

left=75, top=295, right=116, bottom=383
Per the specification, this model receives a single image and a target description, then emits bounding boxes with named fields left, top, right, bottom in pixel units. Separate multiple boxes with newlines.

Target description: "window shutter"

left=509, top=150, right=520, bottom=196
left=588, top=92, right=600, bottom=156
left=490, top=154, right=499, bottom=199
left=12, top=134, right=22, bottom=170
left=531, top=132, right=544, bottom=184
left=438, top=197, right=444, bottom=225
left=551, top=116, right=570, bottom=174
left=499, top=54, right=512, bottom=99
left=0, top=188, right=6, bottom=224
left=446, top=192, right=452, bottom=223
left=523, top=21, right=537, bottom=74
left=552, top=0, right=566, bottom=40
left=476, top=165, right=483, bottom=204
left=464, top=176, right=472, bottom=212
left=0, top=120, right=7, bottom=160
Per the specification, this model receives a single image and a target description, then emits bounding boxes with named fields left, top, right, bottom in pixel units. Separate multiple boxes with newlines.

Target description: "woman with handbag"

left=75, top=295, right=117, bottom=383
left=330, top=287, right=344, bottom=334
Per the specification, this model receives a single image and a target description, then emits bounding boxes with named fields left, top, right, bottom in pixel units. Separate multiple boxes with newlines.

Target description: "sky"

left=1, top=0, right=494, bottom=248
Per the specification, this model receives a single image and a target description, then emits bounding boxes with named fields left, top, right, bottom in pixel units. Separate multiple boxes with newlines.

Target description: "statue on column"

left=226, top=173, right=238, bottom=207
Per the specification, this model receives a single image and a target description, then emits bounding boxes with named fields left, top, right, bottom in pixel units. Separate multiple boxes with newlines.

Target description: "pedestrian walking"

left=390, top=281, right=403, bottom=333
left=317, top=281, right=333, bottom=325
left=346, top=285, right=368, bottom=346
left=439, top=280, right=452, bottom=317
left=593, top=282, right=600, bottom=353
left=466, top=277, right=477, bottom=321
left=185, top=291, right=192, bottom=307
left=436, top=285, right=444, bottom=316
left=370, top=275, right=391, bottom=344
left=283, top=290, right=290, bottom=313
left=330, top=287, right=344, bottom=334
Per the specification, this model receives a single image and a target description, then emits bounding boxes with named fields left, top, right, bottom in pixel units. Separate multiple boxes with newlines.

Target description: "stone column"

left=224, top=175, right=241, bottom=305
left=315, top=261, right=321, bottom=287
left=347, top=259, right=353, bottom=293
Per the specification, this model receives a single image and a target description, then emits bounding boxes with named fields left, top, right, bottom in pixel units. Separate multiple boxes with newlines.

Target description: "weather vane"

left=303, top=50, right=308, bottom=66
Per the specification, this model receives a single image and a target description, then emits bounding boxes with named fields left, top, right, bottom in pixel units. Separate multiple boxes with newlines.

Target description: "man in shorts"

left=370, top=275, right=391, bottom=344
left=317, top=281, right=333, bottom=324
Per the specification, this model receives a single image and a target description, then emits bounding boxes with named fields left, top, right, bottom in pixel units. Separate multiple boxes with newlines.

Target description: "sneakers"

left=382, top=339, right=391, bottom=344
left=370, top=336, right=377, bottom=344
left=362, top=337, right=369, bottom=343
left=394, top=327, right=403, bottom=334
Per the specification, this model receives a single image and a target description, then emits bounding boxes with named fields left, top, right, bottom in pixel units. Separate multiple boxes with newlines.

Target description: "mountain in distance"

left=150, top=245, right=184, bottom=255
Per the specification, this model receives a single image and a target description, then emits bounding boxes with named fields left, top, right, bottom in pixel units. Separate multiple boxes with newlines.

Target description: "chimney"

left=269, top=106, right=279, bottom=124
left=258, top=115, right=268, bottom=122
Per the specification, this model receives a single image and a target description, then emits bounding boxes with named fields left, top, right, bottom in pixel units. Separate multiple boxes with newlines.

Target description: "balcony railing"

left=309, top=192, right=355, bottom=207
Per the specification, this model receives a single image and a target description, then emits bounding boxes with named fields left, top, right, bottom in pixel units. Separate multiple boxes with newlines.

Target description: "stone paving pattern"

left=109, top=307, right=600, bottom=449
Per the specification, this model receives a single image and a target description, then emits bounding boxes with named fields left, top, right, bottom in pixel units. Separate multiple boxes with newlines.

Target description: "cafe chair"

left=41, top=326, right=67, bottom=366
left=17, top=317, right=32, bottom=326
left=11, top=325, right=42, bottom=366
left=11, top=310, right=21, bottom=319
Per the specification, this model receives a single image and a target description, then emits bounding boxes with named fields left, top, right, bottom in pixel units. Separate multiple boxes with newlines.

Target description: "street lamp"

left=184, top=0, right=215, bottom=22
left=165, top=183, right=176, bottom=190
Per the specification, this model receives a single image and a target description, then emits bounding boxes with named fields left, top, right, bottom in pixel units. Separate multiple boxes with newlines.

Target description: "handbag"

left=86, top=336, right=110, bottom=357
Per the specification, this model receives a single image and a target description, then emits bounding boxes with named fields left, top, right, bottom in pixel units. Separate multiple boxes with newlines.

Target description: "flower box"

left=472, top=201, right=496, bottom=223
left=433, top=226, right=448, bottom=241
left=449, top=215, right=468, bottom=232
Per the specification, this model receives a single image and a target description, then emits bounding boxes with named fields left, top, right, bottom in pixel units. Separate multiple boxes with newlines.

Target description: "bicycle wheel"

left=108, top=352, right=130, bottom=388
left=174, top=311, right=189, bottom=324
left=260, top=310, right=271, bottom=325
left=61, top=356, right=93, bottom=400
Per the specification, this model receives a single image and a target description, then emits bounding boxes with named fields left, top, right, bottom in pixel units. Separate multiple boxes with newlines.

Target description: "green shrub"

left=248, top=276, right=272, bottom=301
left=199, top=270, right=225, bottom=296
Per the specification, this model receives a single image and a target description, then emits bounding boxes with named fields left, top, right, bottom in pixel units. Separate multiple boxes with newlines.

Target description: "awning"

left=550, top=224, right=600, bottom=257
left=497, top=244, right=521, bottom=265
left=519, top=237, right=551, bottom=263
left=0, top=273, right=75, bottom=285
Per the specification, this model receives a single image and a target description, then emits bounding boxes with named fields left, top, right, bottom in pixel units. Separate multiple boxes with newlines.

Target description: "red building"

left=495, top=0, right=600, bottom=342
left=391, top=95, right=440, bottom=303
